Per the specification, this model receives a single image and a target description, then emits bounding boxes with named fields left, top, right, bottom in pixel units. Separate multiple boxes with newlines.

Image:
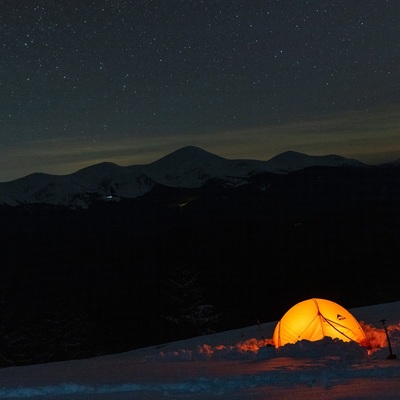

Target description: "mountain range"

left=1, top=146, right=399, bottom=366
left=0, top=146, right=374, bottom=208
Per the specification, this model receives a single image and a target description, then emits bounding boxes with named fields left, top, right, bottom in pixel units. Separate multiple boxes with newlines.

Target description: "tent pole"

left=380, top=319, right=396, bottom=359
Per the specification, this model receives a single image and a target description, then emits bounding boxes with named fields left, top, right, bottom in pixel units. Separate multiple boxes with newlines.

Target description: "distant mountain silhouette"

left=0, top=146, right=369, bottom=208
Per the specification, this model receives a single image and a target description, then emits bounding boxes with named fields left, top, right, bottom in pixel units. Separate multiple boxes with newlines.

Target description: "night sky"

left=1, top=0, right=400, bottom=182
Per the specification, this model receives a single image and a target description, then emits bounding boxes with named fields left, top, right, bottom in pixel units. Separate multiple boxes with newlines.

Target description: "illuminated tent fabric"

left=273, top=298, right=371, bottom=349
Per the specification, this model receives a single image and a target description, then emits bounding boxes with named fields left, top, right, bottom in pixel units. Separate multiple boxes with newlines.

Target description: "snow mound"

left=275, top=337, right=369, bottom=360
left=155, top=337, right=369, bottom=363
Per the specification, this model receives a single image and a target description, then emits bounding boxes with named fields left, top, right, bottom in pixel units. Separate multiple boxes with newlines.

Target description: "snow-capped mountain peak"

left=151, top=146, right=225, bottom=166
left=145, top=146, right=229, bottom=185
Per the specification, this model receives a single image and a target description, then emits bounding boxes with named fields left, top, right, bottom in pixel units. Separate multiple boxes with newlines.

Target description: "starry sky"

left=1, top=0, right=400, bottom=182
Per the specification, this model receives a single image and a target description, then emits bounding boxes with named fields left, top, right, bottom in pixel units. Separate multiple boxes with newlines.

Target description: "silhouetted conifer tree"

left=162, top=265, right=219, bottom=339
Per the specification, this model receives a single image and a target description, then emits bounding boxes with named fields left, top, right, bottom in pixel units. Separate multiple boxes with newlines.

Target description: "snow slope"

left=0, top=300, right=399, bottom=399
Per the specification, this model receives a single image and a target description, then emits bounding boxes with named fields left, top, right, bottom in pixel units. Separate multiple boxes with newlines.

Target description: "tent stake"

left=380, top=319, right=397, bottom=359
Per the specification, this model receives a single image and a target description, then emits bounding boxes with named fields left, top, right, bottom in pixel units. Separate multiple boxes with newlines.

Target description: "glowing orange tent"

left=273, top=298, right=371, bottom=349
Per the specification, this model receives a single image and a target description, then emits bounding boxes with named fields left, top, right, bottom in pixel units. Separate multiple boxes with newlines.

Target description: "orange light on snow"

left=273, top=298, right=371, bottom=349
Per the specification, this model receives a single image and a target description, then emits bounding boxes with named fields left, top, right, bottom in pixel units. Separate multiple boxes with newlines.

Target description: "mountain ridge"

left=0, top=146, right=379, bottom=208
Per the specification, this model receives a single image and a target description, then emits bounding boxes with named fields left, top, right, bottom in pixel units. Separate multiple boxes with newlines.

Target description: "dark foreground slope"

left=1, top=165, right=399, bottom=366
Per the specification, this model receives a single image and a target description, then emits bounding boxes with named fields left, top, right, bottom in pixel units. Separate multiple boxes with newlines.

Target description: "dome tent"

left=273, top=298, right=371, bottom=349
